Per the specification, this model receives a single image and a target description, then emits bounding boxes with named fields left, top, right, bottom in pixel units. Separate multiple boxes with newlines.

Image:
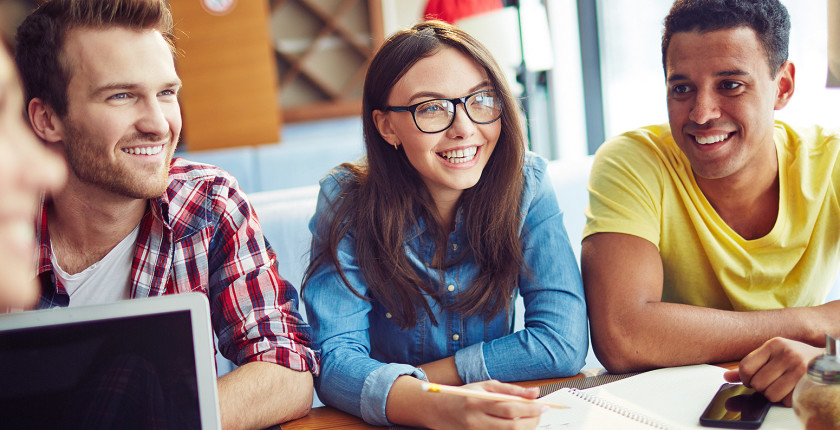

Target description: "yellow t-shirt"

left=584, top=121, right=840, bottom=311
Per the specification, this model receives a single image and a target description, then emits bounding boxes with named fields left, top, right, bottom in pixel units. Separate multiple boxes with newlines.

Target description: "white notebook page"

left=538, top=364, right=800, bottom=429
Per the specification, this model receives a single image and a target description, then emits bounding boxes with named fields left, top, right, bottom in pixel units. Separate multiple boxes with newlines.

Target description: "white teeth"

left=695, top=134, right=730, bottom=145
left=122, top=145, right=164, bottom=155
left=438, top=146, right=477, bottom=163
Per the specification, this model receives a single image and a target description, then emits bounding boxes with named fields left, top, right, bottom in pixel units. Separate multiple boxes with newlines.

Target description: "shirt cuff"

left=360, top=363, right=427, bottom=426
left=454, top=341, right=491, bottom=383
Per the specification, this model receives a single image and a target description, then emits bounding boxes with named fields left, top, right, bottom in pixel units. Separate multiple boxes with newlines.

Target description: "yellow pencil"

left=420, top=382, right=569, bottom=409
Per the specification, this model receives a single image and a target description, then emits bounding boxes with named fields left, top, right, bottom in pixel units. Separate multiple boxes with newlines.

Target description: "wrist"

left=805, top=304, right=832, bottom=346
left=386, top=375, right=439, bottom=428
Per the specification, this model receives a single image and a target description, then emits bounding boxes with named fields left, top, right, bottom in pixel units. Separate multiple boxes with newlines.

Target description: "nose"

left=135, top=97, right=171, bottom=137
left=445, top=103, right=476, bottom=139
left=688, top=89, right=721, bottom=125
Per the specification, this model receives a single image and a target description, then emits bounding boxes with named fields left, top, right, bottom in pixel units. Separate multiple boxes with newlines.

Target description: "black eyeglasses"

left=386, top=89, right=503, bottom=133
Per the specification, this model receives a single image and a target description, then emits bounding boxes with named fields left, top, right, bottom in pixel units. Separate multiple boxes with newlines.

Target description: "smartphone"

left=699, top=383, right=771, bottom=428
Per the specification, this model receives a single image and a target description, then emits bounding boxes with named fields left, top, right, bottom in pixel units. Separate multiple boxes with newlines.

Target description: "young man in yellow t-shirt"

left=583, top=0, right=837, bottom=406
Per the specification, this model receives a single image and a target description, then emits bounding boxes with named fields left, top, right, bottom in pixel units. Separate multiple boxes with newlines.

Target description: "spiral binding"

left=566, top=388, right=679, bottom=430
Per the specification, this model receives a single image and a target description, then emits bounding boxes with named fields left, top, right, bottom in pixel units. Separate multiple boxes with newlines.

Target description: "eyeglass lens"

left=414, top=90, right=501, bottom=133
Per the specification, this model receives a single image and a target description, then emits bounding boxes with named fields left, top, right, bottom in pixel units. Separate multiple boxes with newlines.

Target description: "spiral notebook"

left=537, top=364, right=799, bottom=429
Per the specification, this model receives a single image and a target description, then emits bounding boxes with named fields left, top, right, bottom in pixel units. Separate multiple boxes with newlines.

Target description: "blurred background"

left=2, top=0, right=838, bottom=193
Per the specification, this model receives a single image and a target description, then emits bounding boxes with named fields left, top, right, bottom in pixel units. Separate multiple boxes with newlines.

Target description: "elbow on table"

left=287, top=398, right=313, bottom=422
left=539, top=336, right=589, bottom=378
left=591, top=326, right=657, bottom=374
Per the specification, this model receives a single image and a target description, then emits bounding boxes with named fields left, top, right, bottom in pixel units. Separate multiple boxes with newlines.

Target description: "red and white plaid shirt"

left=34, top=158, right=319, bottom=374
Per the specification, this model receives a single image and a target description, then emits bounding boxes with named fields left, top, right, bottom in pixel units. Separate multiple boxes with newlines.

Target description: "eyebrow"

left=407, top=80, right=492, bottom=104
left=91, top=80, right=183, bottom=97
left=667, top=70, right=750, bottom=83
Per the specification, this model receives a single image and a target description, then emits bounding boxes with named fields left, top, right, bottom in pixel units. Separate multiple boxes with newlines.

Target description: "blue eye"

left=416, top=100, right=450, bottom=117
left=109, top=93, right=129, bottom=100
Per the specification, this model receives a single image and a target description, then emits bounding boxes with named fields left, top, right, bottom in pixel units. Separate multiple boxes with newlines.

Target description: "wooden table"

left=283, top=364, right=739, bottom=429
left=281, top=367, right=650, bottom=429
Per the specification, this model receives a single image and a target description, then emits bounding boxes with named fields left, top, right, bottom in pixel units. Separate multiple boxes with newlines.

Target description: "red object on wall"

left=424, top=0, right=504, bottom=24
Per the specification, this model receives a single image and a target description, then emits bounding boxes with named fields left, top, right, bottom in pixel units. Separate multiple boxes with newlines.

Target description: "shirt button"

left=385, top=312, right=392, bottom=319
left=452, top=333, right=460, bottom=341
left=451, top=243, right=458, bottom=251
left=447, top=284, right=455, bottom=292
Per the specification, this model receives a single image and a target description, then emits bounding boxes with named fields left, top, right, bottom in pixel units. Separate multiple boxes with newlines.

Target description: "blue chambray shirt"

left=304, top=152, right=588, bottom=425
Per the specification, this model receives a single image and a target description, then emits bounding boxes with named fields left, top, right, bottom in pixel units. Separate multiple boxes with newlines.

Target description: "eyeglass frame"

left=384, top=89, right=503, bottom=134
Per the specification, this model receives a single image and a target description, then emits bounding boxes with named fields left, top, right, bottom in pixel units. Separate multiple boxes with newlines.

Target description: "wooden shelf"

left=269, top=0, right=383, bottom=122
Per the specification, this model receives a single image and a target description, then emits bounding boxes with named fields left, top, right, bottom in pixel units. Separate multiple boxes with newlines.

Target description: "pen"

left=420, top=382, right=569, bottom=409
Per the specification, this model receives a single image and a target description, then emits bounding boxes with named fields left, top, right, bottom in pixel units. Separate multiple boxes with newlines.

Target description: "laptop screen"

left=0, top=294, right=220, bottom=430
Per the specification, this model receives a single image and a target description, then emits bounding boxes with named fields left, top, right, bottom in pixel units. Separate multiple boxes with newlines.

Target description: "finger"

left=459, top=405, right=543, bottom=430
left=748, top=339, right=808, bottom=393
left=759, top=368, right=801, bottom=404
left=483, top=400, right=547, bottom=420
left=781, top=391, right=793, bottom=408
left=510, top=415, right=542, bottom=430
left=480, top=380, right=541, bottom=399
left=738, top=338, right=778, bottom=388
left=723, top=369, right=742, bottom=383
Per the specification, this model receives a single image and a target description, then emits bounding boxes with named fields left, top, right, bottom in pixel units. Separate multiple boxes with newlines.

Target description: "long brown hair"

left=303, top=21, right=526, bottom=329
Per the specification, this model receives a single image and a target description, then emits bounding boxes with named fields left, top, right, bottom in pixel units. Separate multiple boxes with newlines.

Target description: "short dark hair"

left=662, top=0, right=790, bottom=77
left=15, top=0, right=174, bottom=116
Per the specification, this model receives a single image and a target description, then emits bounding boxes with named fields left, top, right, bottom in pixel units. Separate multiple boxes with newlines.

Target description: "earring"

left=393, top=143, right=399, bottom=151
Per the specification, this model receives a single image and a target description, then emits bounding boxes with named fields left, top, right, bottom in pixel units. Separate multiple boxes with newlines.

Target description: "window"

left=593, top=0, right=840, bottom=143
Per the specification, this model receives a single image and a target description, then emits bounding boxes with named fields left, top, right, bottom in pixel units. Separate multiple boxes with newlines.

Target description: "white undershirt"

left=51, top=224, right=140, bottom=307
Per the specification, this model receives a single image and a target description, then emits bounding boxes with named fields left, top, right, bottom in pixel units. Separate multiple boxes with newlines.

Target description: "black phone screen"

left=699, top=383, right=771, bottom=428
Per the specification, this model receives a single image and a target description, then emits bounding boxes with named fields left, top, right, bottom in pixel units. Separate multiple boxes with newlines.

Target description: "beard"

left=62, top=118, right=176, bottom=200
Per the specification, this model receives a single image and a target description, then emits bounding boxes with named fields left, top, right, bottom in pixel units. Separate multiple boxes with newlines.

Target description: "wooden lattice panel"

left=270, top=0, right=383, bottom=122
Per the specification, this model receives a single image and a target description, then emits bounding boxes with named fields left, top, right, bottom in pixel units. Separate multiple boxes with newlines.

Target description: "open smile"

left=694, top=132, right=735, bottom=145
left=437, top=146, right=478, bottom=164
left=122, top=145, right=165, bottom=156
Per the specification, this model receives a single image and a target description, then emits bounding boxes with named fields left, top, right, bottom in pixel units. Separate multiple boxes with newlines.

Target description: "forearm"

left=592, top=300, right=825, bottom=373
left=217, top=361, right=313, bottom=430
left=583, top=233, right=839, bottom=373
left=419, top=355, right=464, bottom=385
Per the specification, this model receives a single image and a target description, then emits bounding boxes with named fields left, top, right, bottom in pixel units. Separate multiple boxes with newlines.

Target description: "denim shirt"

left=304, top=152, right=588, bottom=426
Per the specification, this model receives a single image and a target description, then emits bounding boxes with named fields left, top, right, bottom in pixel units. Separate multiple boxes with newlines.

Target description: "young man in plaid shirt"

left=14, top=0, right=318, bottom=427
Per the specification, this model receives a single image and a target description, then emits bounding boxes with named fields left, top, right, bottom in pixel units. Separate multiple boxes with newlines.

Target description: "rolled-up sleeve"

left=471, top=155, right=589, bottom=381
left=209, top=182, right=319, bottom=374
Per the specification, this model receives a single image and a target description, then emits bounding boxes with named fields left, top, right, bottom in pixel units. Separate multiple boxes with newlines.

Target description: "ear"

left=27, top=98, right=64, bottom=143
left=774, top=61, right=795, bottom=110
left=372, top=109, right=400, bottom=147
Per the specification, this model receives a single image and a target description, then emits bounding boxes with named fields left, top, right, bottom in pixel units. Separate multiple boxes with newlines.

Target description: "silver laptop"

left=0, top=293, right=221, bottom=430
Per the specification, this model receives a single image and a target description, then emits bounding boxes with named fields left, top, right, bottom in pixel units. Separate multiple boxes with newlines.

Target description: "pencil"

left=420, top=382, right=569, bottom=409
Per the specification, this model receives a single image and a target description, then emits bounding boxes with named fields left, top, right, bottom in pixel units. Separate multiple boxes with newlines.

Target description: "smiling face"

left=53, top=26, right=181, bottom=199
left=373, top=47, right=501, bottom=208
left=0, top=47, right=66, bottom=307
left=665, top=27, right=793, bottom=183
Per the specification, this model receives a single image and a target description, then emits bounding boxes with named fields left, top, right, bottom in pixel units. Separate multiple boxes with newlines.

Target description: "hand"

left=429, top=380, right=546, bottom=430
left=723, top=337, right=822, bottom=406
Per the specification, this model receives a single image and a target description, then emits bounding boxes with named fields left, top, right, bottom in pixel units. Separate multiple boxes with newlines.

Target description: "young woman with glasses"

left=303, top=21, right=587, bottom=429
